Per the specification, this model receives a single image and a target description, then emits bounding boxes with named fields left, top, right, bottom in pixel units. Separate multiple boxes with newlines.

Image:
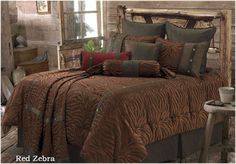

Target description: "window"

left=60, top=0, right=103, bottom=43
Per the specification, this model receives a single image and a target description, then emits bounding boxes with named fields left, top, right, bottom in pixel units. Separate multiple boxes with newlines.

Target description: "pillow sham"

left=125, top=41, right=161, bottom=60
left=105, top=32, right=160, bottom=53
left=177, top=42, right=209, bottom=77
left=103, top=60, right=161, bottom=77
left=166, top=22, right=216, bottom=43
left=155, top=37, right=184, bottom=72
left=63, top=54, right=81, bottom=68
left=60, top=49, right=81, bottom=69
left=166, top=22, right=216, bottom=74
left=80, top=51, right=130, bottom=70
left=122, top=19, right=166, bottom=38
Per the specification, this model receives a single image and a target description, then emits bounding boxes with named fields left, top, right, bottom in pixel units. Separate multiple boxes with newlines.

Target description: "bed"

left=2, top=6, right=232, bottom=163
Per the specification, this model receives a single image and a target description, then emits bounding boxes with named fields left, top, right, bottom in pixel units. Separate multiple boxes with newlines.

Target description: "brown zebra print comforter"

left=2, top=68, right=225, bottom=162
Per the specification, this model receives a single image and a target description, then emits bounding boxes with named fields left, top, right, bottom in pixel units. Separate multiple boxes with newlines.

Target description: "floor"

left=1, top=119, right=235, bottom=163
left=1, top=127, right=23, bottom=163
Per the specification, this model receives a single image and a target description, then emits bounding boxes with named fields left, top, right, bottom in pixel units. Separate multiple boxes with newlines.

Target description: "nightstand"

left=13, top=47, right=49, bottom=75
left=199, top=100, right=235, bottom=162
left=13, top=47, right=38, bottom=67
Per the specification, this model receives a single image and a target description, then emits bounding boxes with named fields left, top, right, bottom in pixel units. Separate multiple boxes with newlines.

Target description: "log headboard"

left=116, top=5, right=232, bottom=86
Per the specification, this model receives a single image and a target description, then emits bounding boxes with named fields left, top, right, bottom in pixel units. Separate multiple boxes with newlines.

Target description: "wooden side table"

left=18, top=61, right=49, bottom=75
left=13, top=47, right=49, bottom=75
left=13, top=47, right=38, bottom=67
left=199, top=100, right=235, bottom=162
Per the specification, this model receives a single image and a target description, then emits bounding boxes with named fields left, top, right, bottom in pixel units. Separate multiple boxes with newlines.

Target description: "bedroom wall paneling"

left=8, top=1, right=61, bottom=69
left=1, top=1, right=14, bottom=78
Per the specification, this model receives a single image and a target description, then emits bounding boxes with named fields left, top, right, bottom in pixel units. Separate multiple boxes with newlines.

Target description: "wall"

left=1, top=1, right=14, bottom=78
left=9, top=1, right=60, bottom=69
left=105, top=1, right=235, bottom=84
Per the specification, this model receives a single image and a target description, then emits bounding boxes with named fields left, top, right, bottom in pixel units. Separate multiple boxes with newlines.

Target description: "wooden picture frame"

left=36, top=0, right=51, bottom=14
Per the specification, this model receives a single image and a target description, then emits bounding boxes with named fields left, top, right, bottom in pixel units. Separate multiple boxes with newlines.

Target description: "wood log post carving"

left=117, top=5, right=126, bottom=33
left=143, top=15, right=153, bottom=24
left=219, top=10, right=232, bottom=86
left=185, top=19, right=197, bottom=28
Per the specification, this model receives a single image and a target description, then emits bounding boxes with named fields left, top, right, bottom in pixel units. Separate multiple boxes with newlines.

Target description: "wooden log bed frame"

left=45, top=6, right=233, bottom=162
left=113, top=6, right=232, bottom=162
left=116, top=5, right=232, bottom=86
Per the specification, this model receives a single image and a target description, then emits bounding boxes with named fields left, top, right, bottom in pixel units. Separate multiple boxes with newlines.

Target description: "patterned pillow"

left=177, top=42, right=209, bottom=77
left=60, top=49, right=82, bottom=69
left=122, top=19, right=166, bottom=38
left=166, top=22, right=216, bottom=74
left=105, top=32, right=160, bottom=54
left=125, top=41, right=161, bottom=60
left=80, top=51, right=130, bottom=70
left=155, top=37, right=184, bottom=72
left=103, top=60, right=161, bottom=77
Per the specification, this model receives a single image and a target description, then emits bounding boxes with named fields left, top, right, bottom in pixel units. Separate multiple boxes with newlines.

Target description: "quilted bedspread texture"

left=2, top=69, right=225, bottom=162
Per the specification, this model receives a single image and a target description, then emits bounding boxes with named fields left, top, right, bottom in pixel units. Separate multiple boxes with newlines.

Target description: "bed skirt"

left=17, top=122, right=223, bottom=162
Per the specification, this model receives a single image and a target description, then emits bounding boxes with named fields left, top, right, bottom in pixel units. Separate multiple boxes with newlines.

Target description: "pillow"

left=177, top=42, right=209, bottom=77
left=166, top=22, right=216, bottom=43
left=166, top=22, right=216, bottom=74
left=63, top=54, right=81, bottom=68
left=60, top=49, right=82, bottom=69
left=103, top=60, right=161, bottom=77
left=125, top=41, right=161, bottom=60
left=122, top=19, right=166, bottom=38
left=155, top=37, right=184, bottom=72
left=80, top=51, right=130, bottom=70
left=106, top=32, right=160, bottom=53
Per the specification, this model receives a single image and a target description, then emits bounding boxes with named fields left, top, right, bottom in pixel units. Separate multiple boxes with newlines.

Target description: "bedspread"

left=2, top=68, right=226, bottom=162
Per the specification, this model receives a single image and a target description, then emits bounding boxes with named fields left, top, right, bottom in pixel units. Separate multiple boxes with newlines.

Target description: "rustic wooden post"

left=102, top=1, right=108, bottom=39
left=1, top=1, right=14, bottom=78
left=131, top=13, right=134, bottom=21
left=59, top=1, right=65, bottom=45
left=57, top=1, right=64, bottom=69
left=117, top=5, right=126, bottom=33
left=219, top=10, right=232, bottom=86
left=143, top=15, right=153, bottom=24
left=185, top=19, right=197, bottom=28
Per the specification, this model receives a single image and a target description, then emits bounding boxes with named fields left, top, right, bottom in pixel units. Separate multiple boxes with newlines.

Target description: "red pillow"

left=81, top=51, right=130, bottom=70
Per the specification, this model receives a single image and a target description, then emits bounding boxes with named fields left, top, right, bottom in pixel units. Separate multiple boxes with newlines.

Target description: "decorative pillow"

left=122, top=19, right=166, bottom=38
left=125, top=41, right=161, bottom=60
left=60, top=49, right=82, bottom=69
left=80, top=51, right=130, bottom=70
left=166, top=22, right=216, bottom=43
left=105, top=32, right=160, bottom=53
left=103, top=60, right=161, bottom=77
left=62, top=55, right=81, bottom=69
left=155, top=37, right=184, bottom=72
left=166, top=22, right=216, bottom=74
left=177, top=42, right=209, bottom=77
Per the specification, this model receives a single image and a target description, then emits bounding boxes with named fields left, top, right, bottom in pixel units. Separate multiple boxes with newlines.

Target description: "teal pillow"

left=177, top=42, right=209, bottom=77
left=166, top=22, right=216, bottom=74
left=122, top=19, right=166, bottom=38
left=166, top=22, right=216, bottom=43
left=105, top=32, right=159, bottom=54
left=125, top=41, right=161, bottom=60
